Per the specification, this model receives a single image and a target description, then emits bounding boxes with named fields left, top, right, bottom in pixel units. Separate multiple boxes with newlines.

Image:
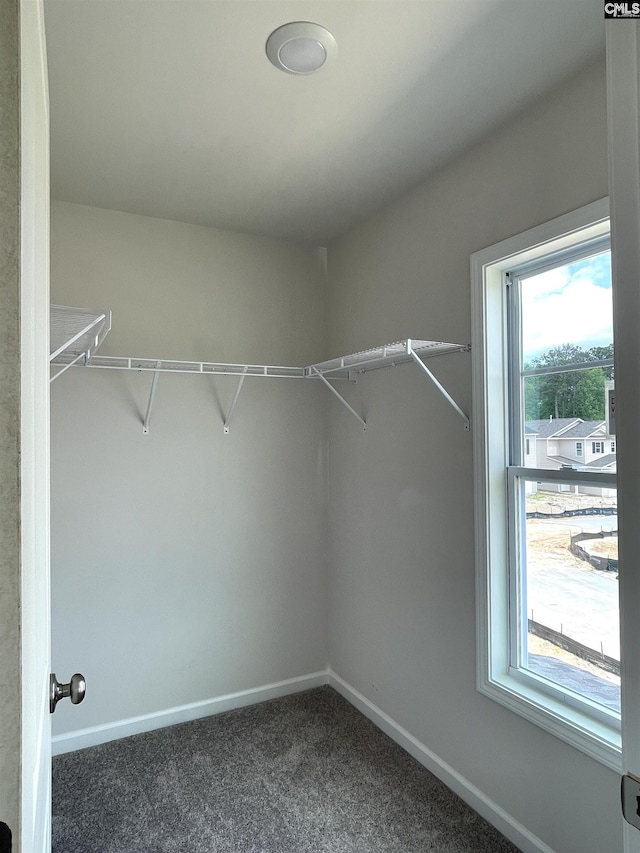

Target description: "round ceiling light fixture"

left=266, top=22, right=337, bottom=75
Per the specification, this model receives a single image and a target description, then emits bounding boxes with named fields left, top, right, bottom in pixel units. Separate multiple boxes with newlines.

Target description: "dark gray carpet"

left=52, top=686, right=520, bottom=852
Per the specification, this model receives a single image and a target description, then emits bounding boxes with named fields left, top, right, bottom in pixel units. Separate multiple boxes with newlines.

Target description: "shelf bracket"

left=142, top=362, right=161, bottom=435
left=50, top=351, right=87, bottom=384
left=407, top=339, right=470, bottom=430
left=223, top=367, right=248, bottom=434
left=310, top=366, right=366, bottom=430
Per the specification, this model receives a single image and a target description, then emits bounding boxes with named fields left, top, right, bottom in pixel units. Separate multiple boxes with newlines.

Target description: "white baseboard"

left=328, top=670, right=556, bottom=853
left=52, top=670, right=330, bottom=756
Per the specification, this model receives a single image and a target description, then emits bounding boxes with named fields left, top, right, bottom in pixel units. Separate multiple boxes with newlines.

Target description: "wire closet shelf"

left=50, top=305, right=112, bottom=383
left=50, top=306, right=470, bottom=432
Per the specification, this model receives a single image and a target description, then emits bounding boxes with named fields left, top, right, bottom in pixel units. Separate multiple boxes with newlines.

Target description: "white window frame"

left=576, top=441, right=583, bottom=456
left=593, top=441, right=605, bottom=454
left=471, top=198, right=620, bottom=770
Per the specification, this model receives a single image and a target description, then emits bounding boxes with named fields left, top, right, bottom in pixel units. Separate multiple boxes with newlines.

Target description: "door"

left=19, top=0, right=52, bottom=849
left=606, top=19, right=640, bottom=853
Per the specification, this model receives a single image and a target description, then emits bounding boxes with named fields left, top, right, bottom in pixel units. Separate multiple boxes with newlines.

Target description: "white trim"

left=19, top=1, right=51, bottom=850
left=471, top=198, right=610, bottom=272
left=52, top=671, right=329, bottom=755
left=328, top=671, right=556, bottom=853
left=509, top=466, right=616, bottom=486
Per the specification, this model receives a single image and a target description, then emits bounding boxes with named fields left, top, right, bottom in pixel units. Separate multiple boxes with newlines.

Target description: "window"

left=611, top=440, right=616, bottom=453
left=472, top=199, right=620, bottom=769
left=592, top=441, right=605, bottom=454
left=525, top=438, right=531, bottom=455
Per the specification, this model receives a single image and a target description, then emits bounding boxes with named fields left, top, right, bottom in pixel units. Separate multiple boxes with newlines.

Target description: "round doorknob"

left=50, top=672, right=86, bottom=714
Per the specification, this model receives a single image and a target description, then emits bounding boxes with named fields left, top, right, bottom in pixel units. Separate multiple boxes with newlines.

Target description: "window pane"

left=513, top=252, right=615, bottom=472
left=520, top=480, right=619, bottom=714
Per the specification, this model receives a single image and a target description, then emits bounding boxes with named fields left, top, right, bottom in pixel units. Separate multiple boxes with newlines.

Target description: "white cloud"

left=522, top=267, right=613, bottom=359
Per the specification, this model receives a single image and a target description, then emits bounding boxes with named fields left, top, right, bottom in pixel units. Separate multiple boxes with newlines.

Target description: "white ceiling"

left=44, top=1, right=605, bottom=245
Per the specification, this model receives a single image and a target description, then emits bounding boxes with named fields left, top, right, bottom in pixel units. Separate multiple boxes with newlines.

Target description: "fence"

left=569, top=529, right=618, bottom=573
left=526, top=506, right=617, bottom=520
left=528, top=619, right=620, bottom=676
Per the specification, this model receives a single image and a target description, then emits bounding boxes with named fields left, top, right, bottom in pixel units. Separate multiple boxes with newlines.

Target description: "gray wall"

left=325, top=58, right=621, bottom=853
left=50, top=203, right=329, bottom=734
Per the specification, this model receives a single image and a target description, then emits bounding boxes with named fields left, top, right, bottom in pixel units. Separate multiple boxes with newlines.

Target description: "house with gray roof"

left=524, top=418, right=616, bottom=496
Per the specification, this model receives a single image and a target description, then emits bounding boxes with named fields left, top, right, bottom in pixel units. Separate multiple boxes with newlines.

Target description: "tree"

left=585, top=344, right=614, bottom=380
left=523, top=343, right=613, bottom=421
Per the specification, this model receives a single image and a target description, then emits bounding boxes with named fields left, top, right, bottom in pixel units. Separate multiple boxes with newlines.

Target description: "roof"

left=547, top=456, right=583, bottom=468
left=525, top=418, right=606, bottom=439
left=546, top=453, right=616, bottom=471
left=585, top=454, right=617, bottom=469
left=525, top=418, right=581, bottom=438
left=557, top=421, right=606, bottom=439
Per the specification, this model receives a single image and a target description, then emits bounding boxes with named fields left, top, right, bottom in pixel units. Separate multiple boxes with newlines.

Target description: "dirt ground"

left=526, top=487, right=618, bottom=564
left=587, top=538, right=618, bottom=558
left=526, top=523, right=619, bottom=565
left=526, top=490, right=617, bottom=514
left=526, top=525, right=587, bottom=571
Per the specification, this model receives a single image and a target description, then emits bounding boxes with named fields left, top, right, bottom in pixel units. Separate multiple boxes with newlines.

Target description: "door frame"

left=606, top=19, right=640, bottom=853
left=0, top=0, right=25, bottom=842
left=21, top=0, right=52, bottom=844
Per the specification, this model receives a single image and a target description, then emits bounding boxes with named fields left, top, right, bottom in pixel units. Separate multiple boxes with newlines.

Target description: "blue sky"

left=521, top=251, right=613, bottom=361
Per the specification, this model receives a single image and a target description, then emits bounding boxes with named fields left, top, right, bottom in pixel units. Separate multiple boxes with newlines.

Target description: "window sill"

left=478, top=669, right=621, bottom=771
